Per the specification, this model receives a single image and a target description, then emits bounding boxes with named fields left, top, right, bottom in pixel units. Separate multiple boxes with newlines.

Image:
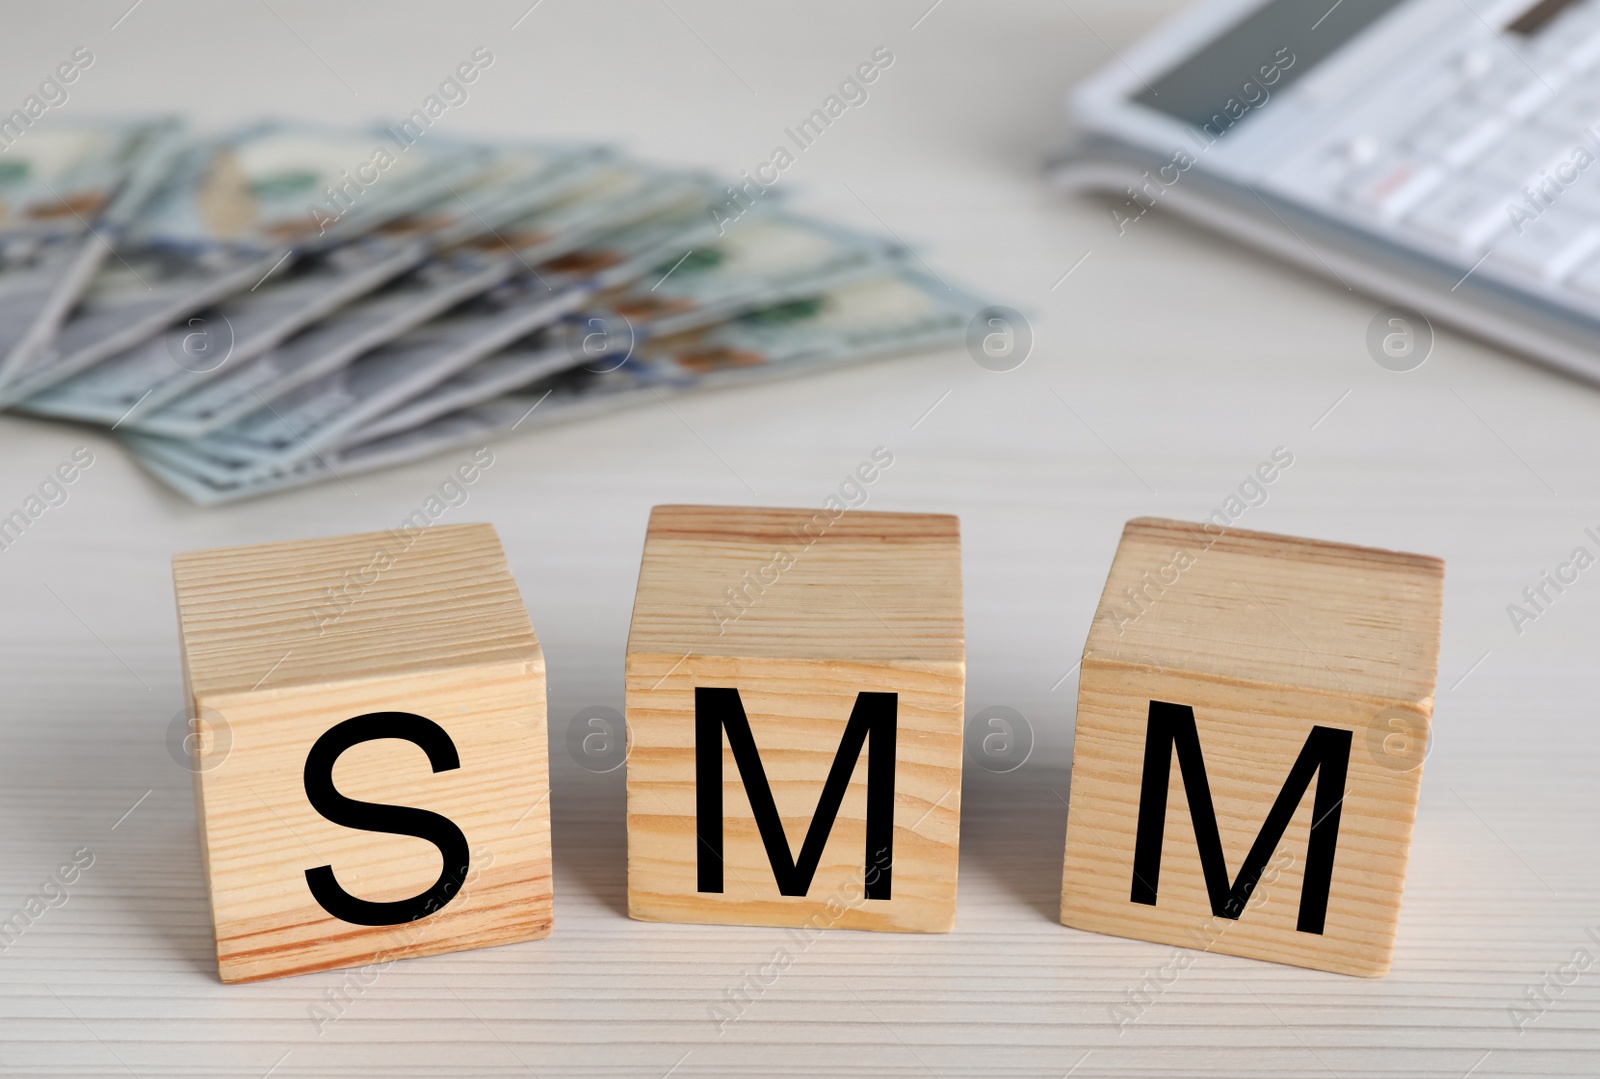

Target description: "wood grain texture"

left=172, top=523, right=552, bottom=983
left=1061, top=517, right=1445, bottom=976
left=1085, top=517, right=1443, bottom=704
left=627, top=504, right=965, bottom=663
left=626, top=505, right=964, bottom=933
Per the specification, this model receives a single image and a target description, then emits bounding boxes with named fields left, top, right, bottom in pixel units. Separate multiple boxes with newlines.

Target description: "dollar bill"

left=97, top=162, right=711, bottom=439
left=3, top=142, right=610, bottom=419
left=337, top=341, right=571, bottom=445
left=466, top=161, right=714, bottom=267
left=2, top=121, right=494, bottom=403
left=128, top=192, right=727, bottom=485
left=379, top=141, right=614, bottom=250
left=19, top=247, right=514, bottom=428
left=594, top=213, right=907, bottom=337
left=345, top=214, right=907, bottom=443
left=0, top=117, right=183, bottom=390
left=123, top=270, right=980, bottom=503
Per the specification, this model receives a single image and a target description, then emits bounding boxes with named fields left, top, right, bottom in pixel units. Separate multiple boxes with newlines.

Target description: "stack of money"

left=0, top=119, right=985, bottom=503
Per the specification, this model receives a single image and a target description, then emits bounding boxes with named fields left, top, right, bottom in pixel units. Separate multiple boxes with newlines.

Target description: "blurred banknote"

left=345, top=212, right=909, bottom=443
left=2, top=121, right=491, bottom=403
left=123, top=270, right=980, bottom=503
left=75, top=162, right=711, bottom=438
left=9, top=142, right=612, bottom=421
left=0, top=118, right=991, bottom=505
left=0, top=117, right=181, bottom=390
left=125, top=191, right=727, bottom=484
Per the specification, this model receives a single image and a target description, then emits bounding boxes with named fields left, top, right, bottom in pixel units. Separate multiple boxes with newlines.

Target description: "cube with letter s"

left=172, top=523, right=551, bottom=982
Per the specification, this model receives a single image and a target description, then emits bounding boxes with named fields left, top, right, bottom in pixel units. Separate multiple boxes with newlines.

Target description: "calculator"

left=1058, top=0, right=1600, bottom=382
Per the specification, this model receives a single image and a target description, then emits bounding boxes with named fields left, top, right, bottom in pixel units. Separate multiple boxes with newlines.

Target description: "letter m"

left=696, top=687, right=895, bottom=900
left=1130, top=700, right=1351, bottom=934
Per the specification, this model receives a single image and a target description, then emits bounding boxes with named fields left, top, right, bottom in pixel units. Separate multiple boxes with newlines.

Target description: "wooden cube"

left=172, top=523, right=551, bottom=983
left=625, top=505, right=964, bottom=933
left=1060, top=517, right=1443, bottom=976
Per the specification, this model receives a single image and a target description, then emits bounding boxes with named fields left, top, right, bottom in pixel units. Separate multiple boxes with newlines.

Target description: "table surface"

left=2, top=1, right=1597, bottom=1075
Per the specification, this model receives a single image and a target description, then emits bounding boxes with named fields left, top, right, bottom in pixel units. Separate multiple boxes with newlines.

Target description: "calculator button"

left=1403, top=177, right=1510, bottom=249
left=1444, top=116, right=1511, bottom=168
left=1341, top=159, right=1446, bottom=218
left=1535, top=80, right=1600, bottom=132
left=1508, top=77, right=1563, bottom=119
left=1492, top=209, right=1600, bottom=281
left=1464, top=68, right=1535, bottom=108
left=1470, top=128, right=1574, bottom=184
left=1567, top=27, right=1600, bottom=73
left=1455, top=48, right=1493, bottom=80
left=1340, top=134, right=1381, bottom=167
left=1405, top=102, right=1480, bottom=158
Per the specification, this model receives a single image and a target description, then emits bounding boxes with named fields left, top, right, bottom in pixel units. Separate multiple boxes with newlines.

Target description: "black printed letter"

left=696, top=687, right=896, bottom=899
left=1130, top=699, right=1350, bottom=934
left=303, top=711, right=470, bottom=926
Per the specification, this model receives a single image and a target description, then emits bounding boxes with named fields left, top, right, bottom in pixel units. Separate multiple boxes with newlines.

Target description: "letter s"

left=872, top=45, right=894, bottom=68
left=72, top=446, right=94, bottom=468
left=1271, top=445, right=1293, bottom=467
left=472, top=45, right=494, bottom=68
left=472, top=446, right=494, bottom=468
left=302, top=712, right=470, bottom=926
left=72, top=45, right=93, bottom=68
left=871, top=445, right=893, bottom=468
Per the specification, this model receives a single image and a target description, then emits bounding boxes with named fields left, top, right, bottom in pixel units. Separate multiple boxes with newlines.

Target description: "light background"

left=0, top=1, right=1595, bottom=1075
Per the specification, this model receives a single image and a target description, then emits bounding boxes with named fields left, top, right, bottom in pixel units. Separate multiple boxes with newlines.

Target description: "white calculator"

left=1058, top=0, right=1600, bottom=382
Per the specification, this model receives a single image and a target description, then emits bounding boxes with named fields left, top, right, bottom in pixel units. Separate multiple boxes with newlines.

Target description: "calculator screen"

left=1131, top=0, right=1408, bottom=132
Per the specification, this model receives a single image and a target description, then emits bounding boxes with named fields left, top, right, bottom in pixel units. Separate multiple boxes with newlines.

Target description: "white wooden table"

left=1, top=1, right=1596, bottom=1074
